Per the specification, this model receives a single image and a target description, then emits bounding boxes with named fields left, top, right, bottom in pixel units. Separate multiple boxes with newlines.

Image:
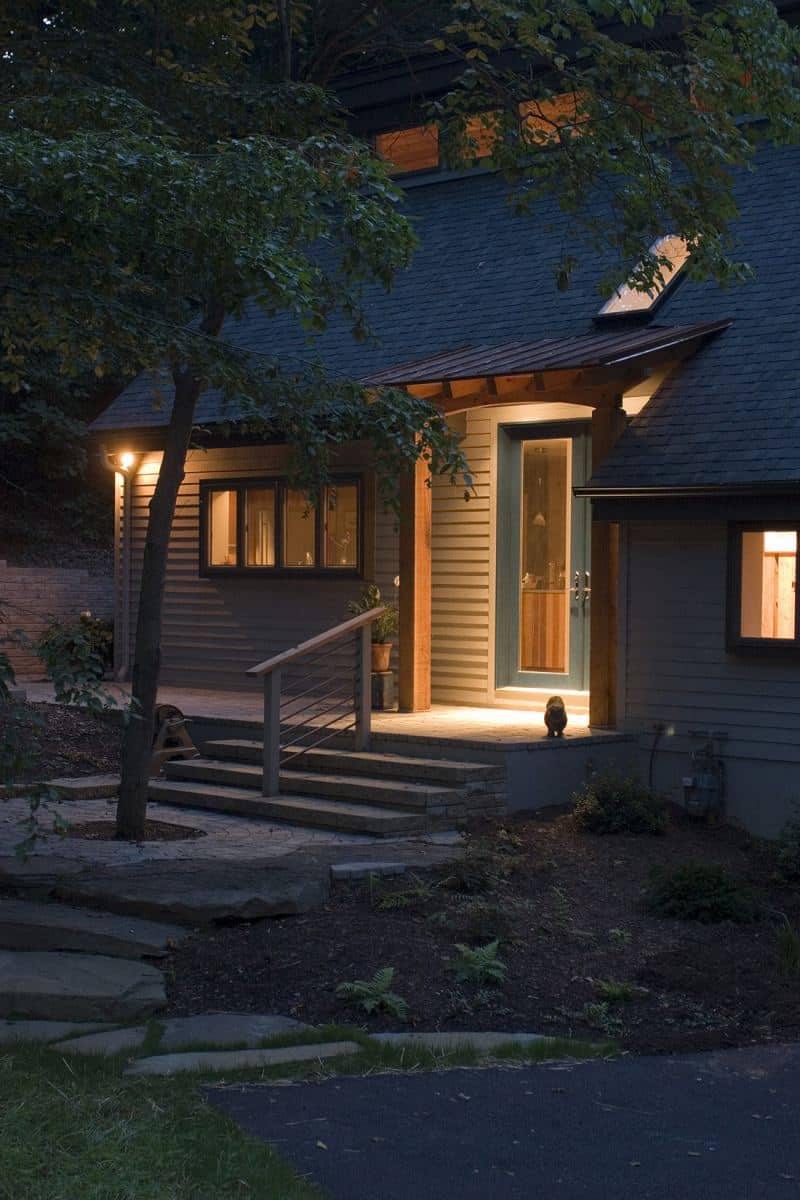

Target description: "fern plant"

left=450, top=940, right=507, bottom=987
left=335, top=967, right=409, bottom=1019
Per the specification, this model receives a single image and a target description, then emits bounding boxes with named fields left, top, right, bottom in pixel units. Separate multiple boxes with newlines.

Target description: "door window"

left=520, top=439, right=571, bottom=672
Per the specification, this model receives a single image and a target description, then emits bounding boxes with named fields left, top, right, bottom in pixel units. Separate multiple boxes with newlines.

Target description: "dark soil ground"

left=165, top=811, right=800, bottom=1055
left=1, top=703, right=121, bottom=782
left=67, top=819, right=204, bottom=842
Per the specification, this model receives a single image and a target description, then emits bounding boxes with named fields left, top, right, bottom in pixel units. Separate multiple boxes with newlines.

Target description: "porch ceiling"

left=363, top=319, right=732, bottom=412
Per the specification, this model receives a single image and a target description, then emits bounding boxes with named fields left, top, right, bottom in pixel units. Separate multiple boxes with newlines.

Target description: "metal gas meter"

left=682, top=730, right=727, bottom=820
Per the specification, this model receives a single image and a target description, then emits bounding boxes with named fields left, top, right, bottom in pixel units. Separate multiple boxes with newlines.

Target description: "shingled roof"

left=93, top=141, right=800, bottom=492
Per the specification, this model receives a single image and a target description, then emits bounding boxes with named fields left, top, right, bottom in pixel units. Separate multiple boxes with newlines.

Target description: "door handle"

left=582, top=570, right=591, bottom=604
left=571, top=570, right=581, bottom=598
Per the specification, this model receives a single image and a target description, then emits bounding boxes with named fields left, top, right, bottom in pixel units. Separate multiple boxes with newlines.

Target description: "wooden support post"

left=398, top=455, right=432, bottom=712
left=589, top=402, right=628, bottom=729
left=262, top=668, right=281, bottom=796
left=354, top=624, right=372, bottom=751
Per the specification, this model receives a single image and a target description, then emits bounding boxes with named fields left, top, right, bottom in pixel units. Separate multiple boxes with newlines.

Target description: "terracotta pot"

left=371, top=642, right=392, bottom=673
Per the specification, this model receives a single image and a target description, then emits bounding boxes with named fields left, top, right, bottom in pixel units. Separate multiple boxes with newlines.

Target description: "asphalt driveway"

left=207, top=1044, right=800, bottom=1200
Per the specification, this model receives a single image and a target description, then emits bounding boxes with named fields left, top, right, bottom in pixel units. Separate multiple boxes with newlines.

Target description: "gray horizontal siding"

left=622, top=520, right=800, bottom=761
left=127, top=445, right=376, bottom=691
left=431, top=410, right=492, bottom=704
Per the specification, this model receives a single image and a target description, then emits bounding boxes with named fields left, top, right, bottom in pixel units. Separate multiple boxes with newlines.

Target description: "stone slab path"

left=0, top=897, right=187, bottom=959
left=0, top=1019, right=114, bottom=1044
left=53, top=1012, right=313, bottom=1057
left=372, top=1032, right=544, bottom=1052
left=126, top=1040, right=361, bottom=1077
left=54, top=861, right=328, bottom=924
left=0, top=950, right=166, bottom=1021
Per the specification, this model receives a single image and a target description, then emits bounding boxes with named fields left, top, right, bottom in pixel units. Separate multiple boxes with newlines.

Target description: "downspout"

left=100, top=445, right=133, bottom=681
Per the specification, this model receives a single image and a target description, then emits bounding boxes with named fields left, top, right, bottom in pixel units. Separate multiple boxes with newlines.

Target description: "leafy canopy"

left=435, top=0, right=800, bottom=294
left=0, top=1, right=468, bottom=497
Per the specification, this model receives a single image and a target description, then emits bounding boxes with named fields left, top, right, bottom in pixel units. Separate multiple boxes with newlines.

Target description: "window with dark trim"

left=728, top=523, right=800, bottom=650
left=200, top=478, right=362, bottom=576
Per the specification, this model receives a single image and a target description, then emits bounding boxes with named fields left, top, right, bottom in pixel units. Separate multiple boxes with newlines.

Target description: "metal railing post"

left=262, top=668, right=281, bottom=796
left=353, top=624, right=372, bottom=752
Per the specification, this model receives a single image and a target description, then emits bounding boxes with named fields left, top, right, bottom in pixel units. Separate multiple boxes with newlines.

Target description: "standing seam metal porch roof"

left=361, top=320, right=732, bottom=387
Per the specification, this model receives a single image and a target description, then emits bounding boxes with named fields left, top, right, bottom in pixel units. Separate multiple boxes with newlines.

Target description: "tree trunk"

left=115, top=369, right=201, bottom=840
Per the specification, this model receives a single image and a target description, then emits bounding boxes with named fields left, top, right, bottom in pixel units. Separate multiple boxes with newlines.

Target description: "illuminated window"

left=245, top=487, right=276, bottom=567
left=599, top=234, right=691, bottom=317
left=283, top=490, right=316, bottom=568
left=375, top=125, right=439, bottom=174
left=730, top=526, right=800, bottom=647
left=207, top=489, right=238, bottom=567
left=519, top=92, right=588, bottom=144
left=202, top=478, right=361, bottom=574
left=324, top=484, right=359, bottom=568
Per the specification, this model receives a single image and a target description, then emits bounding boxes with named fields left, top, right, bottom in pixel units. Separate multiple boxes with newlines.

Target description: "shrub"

left=777, top=923, right=800, bottom=977
left=572, top=770, right=668, bottom=836
left=439, top=838, right=522, bottom=895
left=432, top=897, right=520, bottom=943
left=335, top=967, right=408, bottom=1019
left=645, top=862, right=758, bottom=924
left=35, top=612, right=113, bottom=701
left=450, top=940, right=507, bottom=987
left=774, top=810, right=800, bottom=881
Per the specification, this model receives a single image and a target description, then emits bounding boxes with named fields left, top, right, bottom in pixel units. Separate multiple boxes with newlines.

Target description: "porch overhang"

left=364, top=319, right=732, bottom=413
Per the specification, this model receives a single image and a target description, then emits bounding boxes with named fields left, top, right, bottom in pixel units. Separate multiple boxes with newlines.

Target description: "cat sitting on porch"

left=544, top=696, right=568, bottom=738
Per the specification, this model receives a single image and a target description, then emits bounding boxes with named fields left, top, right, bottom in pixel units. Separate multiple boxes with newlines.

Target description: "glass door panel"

left=520, top=439, right=570, bottom=673
left=495, top=422, right=590, bottom=691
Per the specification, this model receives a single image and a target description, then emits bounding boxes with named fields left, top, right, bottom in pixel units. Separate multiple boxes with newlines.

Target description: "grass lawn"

left=0, top=1029, right=611, bottom=1200
left=0, top=1041, right=321, bottom=1200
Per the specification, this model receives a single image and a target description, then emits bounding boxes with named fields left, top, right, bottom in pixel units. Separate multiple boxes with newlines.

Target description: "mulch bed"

left=67, top=819, right=204, bottom=843
left=0, top=702, right=121, bottom=782
left=165, top=810, right=800, bottom=1055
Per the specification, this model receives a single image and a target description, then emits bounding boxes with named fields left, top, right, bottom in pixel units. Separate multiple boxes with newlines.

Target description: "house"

left=91, top=59, right=800, bottom=839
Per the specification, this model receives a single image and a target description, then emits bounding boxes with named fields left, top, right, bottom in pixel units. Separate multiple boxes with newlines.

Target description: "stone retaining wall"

left=0, top=561, right=113, bottom=680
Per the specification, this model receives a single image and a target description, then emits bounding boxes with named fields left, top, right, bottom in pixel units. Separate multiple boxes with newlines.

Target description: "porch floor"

left=25, top=682, right=612, bottom=749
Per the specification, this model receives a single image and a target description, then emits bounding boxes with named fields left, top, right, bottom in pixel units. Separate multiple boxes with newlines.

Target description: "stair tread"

left=166, top=759, right=462, bottom=798
left=150, top=778, right=418, bottom=820
left=203, top=740, right=494, bottom=775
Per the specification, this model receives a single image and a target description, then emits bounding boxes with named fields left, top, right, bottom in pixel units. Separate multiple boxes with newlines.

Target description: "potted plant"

left=347, top=583, right=399, bottom=673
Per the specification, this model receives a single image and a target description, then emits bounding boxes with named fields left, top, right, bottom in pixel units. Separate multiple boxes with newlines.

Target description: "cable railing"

left=245, top=607, right=386, bottom=796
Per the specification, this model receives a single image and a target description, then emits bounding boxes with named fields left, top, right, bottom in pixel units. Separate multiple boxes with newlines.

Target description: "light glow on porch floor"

left=24, top=683, right=593, bottom=745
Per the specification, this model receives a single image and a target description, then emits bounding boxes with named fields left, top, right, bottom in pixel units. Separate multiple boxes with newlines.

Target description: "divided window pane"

left=203, top=478, right=360, bottom=573
left=324, top=484, right=359, bottom=568
left=208, top=489, right=238, bottom=567
left=245, top=488, right=276, bottom=567
left=283, top=490, right=317, bottom=568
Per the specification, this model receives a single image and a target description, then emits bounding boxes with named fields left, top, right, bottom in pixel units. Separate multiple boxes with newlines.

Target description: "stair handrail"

left=246, top=607, right=386, bottom=677
left=247, top=607, right=387, bottom=797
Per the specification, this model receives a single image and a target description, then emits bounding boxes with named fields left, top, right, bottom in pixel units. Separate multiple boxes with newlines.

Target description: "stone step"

left=0, top=950, right=166, bottom=1021
left=164, top=758, right=461, bottom=810
left=0, top=898, right=187, bottom=960
left=203, top=740, right=498, bottom=785
left=148, top=779, right=424, bottom=835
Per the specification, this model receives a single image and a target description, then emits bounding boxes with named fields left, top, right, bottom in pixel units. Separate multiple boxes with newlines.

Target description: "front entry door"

left=496, top=422, right=590, bottom=690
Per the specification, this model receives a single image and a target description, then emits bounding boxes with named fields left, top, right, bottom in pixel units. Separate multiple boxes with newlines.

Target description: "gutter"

left=575, top=482, right=800, bottom=500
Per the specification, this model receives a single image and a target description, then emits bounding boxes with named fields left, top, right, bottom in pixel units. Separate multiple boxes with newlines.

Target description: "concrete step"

left=148, top=779, right=424, bottom=836
left=0, top=898, right=187, bottom=960
left=203, top=740, right=498, bottom=785
left=164, top=758, right=462, bottom=811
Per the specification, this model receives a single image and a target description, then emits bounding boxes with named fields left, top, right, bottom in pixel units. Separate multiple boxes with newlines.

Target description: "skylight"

left=598, top=235, right=690, bottom=316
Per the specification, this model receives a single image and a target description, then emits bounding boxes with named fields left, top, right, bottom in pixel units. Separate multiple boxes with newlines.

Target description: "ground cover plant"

left=165, top=811, right=800, bottom=1054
